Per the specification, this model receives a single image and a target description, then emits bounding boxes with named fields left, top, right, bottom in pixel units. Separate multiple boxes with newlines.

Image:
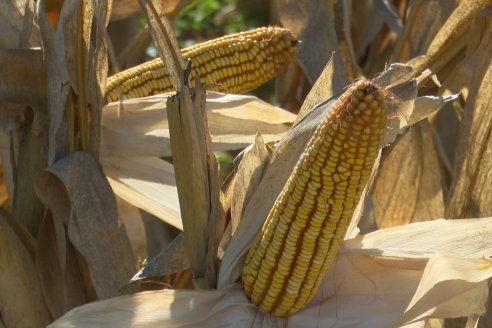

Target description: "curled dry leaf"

left=230, top=134, right=270, bottom=235
left=100, top=92, right=295, bottom=233
left=34, top=152, right=136, bottom=299
left=394, top=254, right=492, bottom=326
left=102, top=157, right=182, bottom=230
left=294, top=53, right=349, bottom=123
left=49, top=217, right=492, bottom=327
left=131, top=233, right=189, bottom=282
left=101, top=92, right=295, bottom=157
left=343, top=217, right=492, bottom=258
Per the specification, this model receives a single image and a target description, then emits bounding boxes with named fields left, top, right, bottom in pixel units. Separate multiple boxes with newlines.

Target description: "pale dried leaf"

left=49, top=287, right=264, bottom=328
left=0, top=211, right=50, bottom=328
left=131, top=233, right=189, bottom=281
left=373, top=121, right=445, bottom=228
left=395, top=254, right=492, bottom=326
left=372, top=63, right=413, bottom=88
left=408, top=94, right=460, bottom=126
left=276, top=0, right=347, bottom=83
left=117, top=196, right=148, bottom=261
left=343, top=217, right=492, bottom=259
left=102, top=156, right=182, bottom=230
left=34, top=152, right=136, bottom=299
left=101, top=92, right=295, bottom=157
left=230, top=134, right=270, bottom=234
left=50, top=216, right=492, bottom=327
left=295, top=53, right=349, bottom=123
left=446, top=29, right=492, bottom=218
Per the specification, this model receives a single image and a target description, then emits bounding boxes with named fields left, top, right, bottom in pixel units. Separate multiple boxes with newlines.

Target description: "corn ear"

left=241, top=80, right=387, bottom=317
left=106, top=27, right=298, bottom=102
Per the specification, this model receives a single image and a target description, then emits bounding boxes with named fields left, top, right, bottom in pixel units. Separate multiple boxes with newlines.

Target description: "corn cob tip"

left=242, top=80, right=387, bottom=317
left=105, top=26, right=298, bottom=102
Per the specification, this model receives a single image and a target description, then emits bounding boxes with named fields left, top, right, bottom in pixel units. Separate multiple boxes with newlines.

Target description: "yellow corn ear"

left=242, top=80, right=387, bottom=317
left=106, top=26, right=298, bottom=102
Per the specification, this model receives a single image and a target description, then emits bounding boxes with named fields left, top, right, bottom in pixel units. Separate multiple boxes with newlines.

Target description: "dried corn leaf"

left=131, top=233, right=189, bottom=281
left=49, top=217, right=492, bottom=327
left=343, top=217, right=492, bottom=259
left=166, top=79, right=223, bottom=289
left=350, top=0, right=384, bottom=61
left=373, top=121, right=444, bottom=228
left=86, top=0, right=113, bottom=157
left=446, top=29, right=492, bottom=218
left=102, top=157, right=181, bottom=229
left=333, top=1, right=361, bottom=80
left=12, top=118, right=48, bottom=236
left=34, top=152, right=136, bottom=299
left=230, top=134, right=270, bottom=235
left=101, top=92, right=296, bottom=157
left=393, top=0, right=458, bottom=61
left=276, top=0, right=346, bottom=83
left=117, top=196, right=147, bottom=261
left=405, top=0, right=489, bottom=80
left=395, top=254, right=492, bottom=326
left=36, top=212, right=87, bottom=319
left=0, top=211, right=50, bottom=328
left=373, top=0, right=403, bottom=35
left=37, top=0, right=76, bottom=163
left=295, top=53, right=349, bottom=122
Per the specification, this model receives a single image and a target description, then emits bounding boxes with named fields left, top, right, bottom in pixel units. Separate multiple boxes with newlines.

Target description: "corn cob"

left=241, top=80, right=387, bottom=317
left=106, top=27, right=298, bottom=102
